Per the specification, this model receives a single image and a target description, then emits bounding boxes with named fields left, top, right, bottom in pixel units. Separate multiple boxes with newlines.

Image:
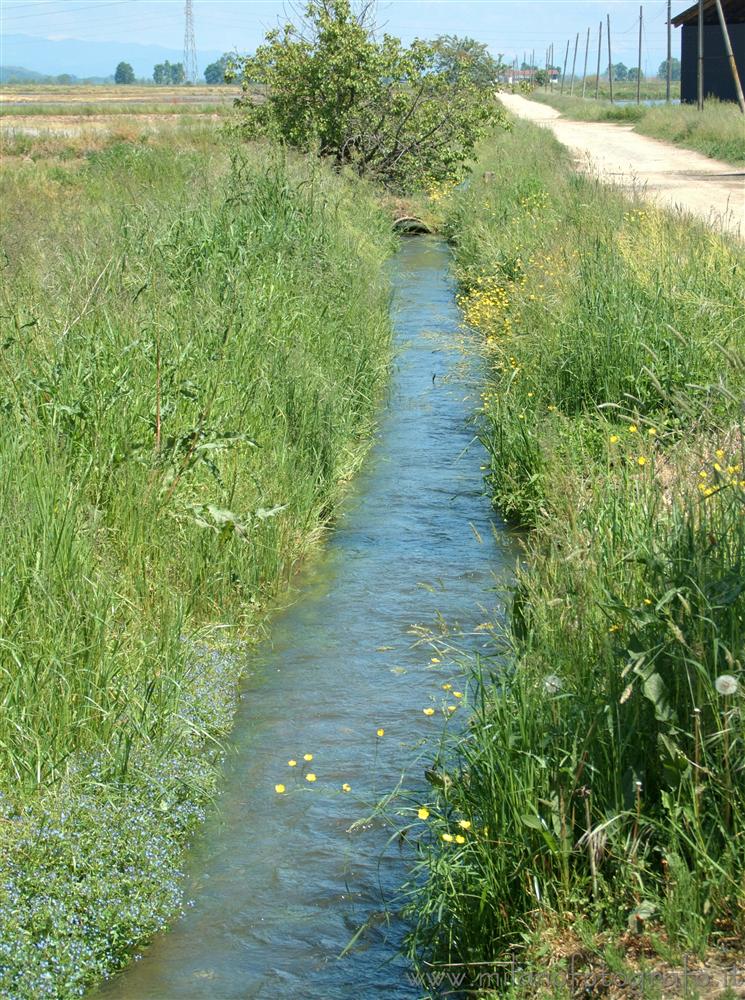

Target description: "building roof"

left=672, top=0, right=745, bottom=27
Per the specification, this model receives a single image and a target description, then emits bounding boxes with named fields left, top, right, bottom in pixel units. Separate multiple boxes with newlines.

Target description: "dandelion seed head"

left=715, top=674, right=739, bottom=697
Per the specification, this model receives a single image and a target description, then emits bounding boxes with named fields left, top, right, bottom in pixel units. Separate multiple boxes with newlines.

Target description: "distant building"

left=672, top=0, right=745, bottom=103
left=497, top=68, right=560, bottom=85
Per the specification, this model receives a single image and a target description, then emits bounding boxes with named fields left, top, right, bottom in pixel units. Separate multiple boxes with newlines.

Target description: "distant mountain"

left=0, top=64, right=113, bottom=84
left=0, top=33, right=223, bottom=81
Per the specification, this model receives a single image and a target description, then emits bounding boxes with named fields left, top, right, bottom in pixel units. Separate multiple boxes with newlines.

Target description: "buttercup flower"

left=342, top=783, right=351, bottom=793
left=442, top=833, right=454, bottom=843
left=418, top=807, right=430, bottom=820
left=303, top=754, right=313, bottom=762
left=455, top=834, right=466, bottom=844
left=305, top=773, right=317, bottom=783
left=275, top=784, right=286, bottom=794
left=288, top=760, right=297, bottom=767
left=376, top=728, right=385, bottom=737
left=423, top=708, right=435, bottom=716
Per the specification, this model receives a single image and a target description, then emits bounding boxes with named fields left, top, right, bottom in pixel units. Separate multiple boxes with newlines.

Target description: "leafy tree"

left=231, top=0, right=503, bottom=191
left=204, top=55, right=230, bottom=84
left=153, top=60, right=185, bottom=85
left=612, top=62, right=628, bottom=81
left=431, top=35, right=501, bottom=89
left=533, top=69, right=548, bottom=86
left=627, top=67, right=644, bottom=82
left=114, top=61, right=135, bottom=85
left=658, top=57, right=681, bottom=81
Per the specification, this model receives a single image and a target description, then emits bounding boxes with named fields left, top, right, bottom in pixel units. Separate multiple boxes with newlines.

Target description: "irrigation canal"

left=94, top=236, right=515, bottom=999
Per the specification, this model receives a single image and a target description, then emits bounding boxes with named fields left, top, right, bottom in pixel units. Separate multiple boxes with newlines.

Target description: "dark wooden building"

left=673, top=0, right=745, bottom=103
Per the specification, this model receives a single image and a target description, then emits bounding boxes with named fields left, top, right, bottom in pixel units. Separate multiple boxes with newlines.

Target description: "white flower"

left=715, top=674, right=739, bottom=697
left=544, top=674, right=563, bottom=695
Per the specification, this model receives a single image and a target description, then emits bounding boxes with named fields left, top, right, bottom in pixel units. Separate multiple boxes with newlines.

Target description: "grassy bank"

left=529, top=90, right=745, bottom=164
left=404, top=121, right=745, bottom=992
left=0, top=128, right=394, bottom=997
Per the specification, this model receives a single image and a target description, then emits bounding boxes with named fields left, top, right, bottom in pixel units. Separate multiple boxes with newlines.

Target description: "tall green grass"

left=0, top=131, right=393, bottom=996
left=404, top=121, right=745, bottom=989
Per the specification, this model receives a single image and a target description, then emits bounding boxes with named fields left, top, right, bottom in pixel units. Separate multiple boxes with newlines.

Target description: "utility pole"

left=607, top=14, right=614, bottom=103
left=570, top=32, right=579, bottom=95
left=713, top=0, right=745, bottom=113
left=183, top=0, right=198, bottom=85
left=666, top=0, right=672, bottom=102
left=637, top=6, right=643, bottom=105
left=697, top=0, right=704, bottom=110
left=595, top=20, right=603, bottom=99
left=582, top=26, right=590, bottom=98
left=531, top=48, right=535, bottom=83
left=561, top=39, right=570, bottom=93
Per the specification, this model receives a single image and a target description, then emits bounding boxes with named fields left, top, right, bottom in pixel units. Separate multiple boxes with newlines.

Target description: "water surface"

left=96, top=236, right=514, bottom=999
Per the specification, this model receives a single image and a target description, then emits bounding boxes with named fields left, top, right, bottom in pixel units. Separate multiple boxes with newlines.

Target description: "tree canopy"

left=204, top=55, right=230, bottom=84
left=114, top=62, right=135, bottom=85
left=658, top=57, right=681, bottom=81
left=153, top=60, right=185, bottom=85
left=230, top=0, right=503, bottom=191
left=430, top=35, right=502, bottom=89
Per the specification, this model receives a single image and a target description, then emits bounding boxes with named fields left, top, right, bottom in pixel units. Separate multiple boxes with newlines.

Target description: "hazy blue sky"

left=2, top=1, right=681, bottom=72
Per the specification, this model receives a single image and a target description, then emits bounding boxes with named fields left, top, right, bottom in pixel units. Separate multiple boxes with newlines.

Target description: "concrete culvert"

left=392, top=216, right=434, bottom=234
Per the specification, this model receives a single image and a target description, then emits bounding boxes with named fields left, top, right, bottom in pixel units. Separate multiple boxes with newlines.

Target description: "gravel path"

left=499, top=93, right=744, bottom=239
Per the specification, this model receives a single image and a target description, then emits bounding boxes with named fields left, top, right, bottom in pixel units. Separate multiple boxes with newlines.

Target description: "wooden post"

left=697, top=0, right=704, bottom=110
left=531, top=48, right=535, bottom=84
left=595, top=20, right=603, bottom=99
left=570, top=32, right=579, bottom=94
left=637, top=6, right=643, bottom=105
left=561, top=39, right=570, bottom=93
left=713, top=0, right=745, bottom=114
left=666, top=0, right=672, bottom=102
left=607, top=14, right=614, bottom=103
left=582, top=26, right=591, bottom=97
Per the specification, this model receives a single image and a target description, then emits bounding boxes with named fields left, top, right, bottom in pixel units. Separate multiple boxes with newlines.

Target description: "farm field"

left=2, top=13, right=745, bottom=997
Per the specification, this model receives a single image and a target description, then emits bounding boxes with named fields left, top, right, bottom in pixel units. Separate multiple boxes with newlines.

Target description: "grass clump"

left=0, top=132, right=393, bottom=996
left=403, top=121, right=745, bottom=988
left=528, top=91, right=745, bottom=165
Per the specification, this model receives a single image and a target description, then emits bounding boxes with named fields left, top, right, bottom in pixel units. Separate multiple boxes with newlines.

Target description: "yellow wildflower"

left=610, top=435, right=620, bottom=444
left=629, top=424, right=638, bottom=433
left=305, top=773, right=317, bottom=783
left=458, top=820, right=471, bottom=830
left=342, top=783, right=351, bottom=793
left=288, top=760, right=297, bottom=767
left=275, top=784, right=286, bottom=794
left=418, top=807, right=430, bottom=820
left=637, top=456, right=647, bottom=466
left=303, top=754, right=313, bottom=762
left=442, top=833, right=454, bottom=843
left=455, top=835, right=466, bottom=844
left=423, top=707, right=435, bottom=716
left=376, top=728, right=385, bottom=737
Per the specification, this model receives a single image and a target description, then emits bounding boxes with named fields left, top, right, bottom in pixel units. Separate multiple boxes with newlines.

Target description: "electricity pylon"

left=183, top=0, right=198, bottom=84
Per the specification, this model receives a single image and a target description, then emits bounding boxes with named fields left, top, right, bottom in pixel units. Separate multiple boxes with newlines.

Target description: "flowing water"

left=95, top=236, right=515, bottom=1000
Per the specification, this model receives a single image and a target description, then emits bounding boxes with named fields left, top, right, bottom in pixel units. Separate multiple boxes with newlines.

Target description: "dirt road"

left=499, top=93, right=744, bottom=239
